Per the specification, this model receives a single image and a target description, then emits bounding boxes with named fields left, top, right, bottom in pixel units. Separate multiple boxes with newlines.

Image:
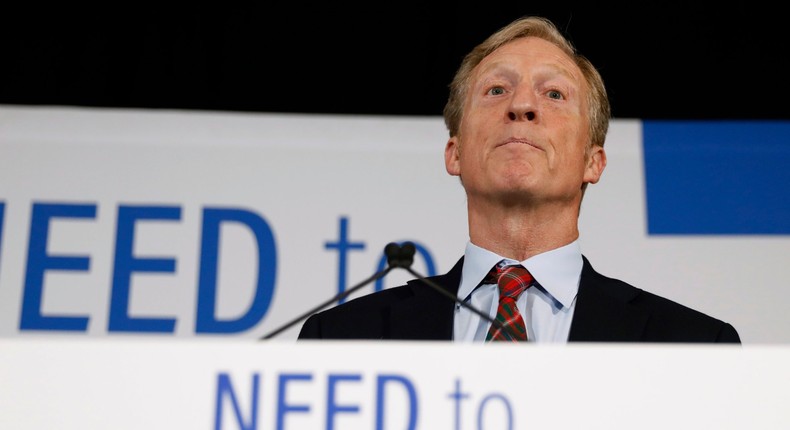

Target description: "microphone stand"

left=260, top=242, right=512, bottom=340
left=259, top=243, right=403, bottom=340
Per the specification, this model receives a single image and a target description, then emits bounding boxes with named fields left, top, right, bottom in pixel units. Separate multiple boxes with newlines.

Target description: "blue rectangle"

left=643, top=120, right=790, bottom=235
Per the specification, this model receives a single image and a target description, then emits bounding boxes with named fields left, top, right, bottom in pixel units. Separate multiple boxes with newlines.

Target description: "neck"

left=466, top=198, right=580, bottom=261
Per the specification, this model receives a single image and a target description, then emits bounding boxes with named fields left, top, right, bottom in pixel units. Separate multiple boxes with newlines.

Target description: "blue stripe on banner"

left=643, top=120, right=790, bottom=235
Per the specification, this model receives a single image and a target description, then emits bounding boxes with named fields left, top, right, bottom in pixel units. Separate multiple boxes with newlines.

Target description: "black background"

left=2, top=5, right=787, bottom=120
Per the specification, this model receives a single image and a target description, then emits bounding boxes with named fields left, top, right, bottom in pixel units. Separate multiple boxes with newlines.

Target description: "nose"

left=507, top=90, right=537, bottom=122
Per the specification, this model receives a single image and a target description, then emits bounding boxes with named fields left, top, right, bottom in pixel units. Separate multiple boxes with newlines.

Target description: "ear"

left=583, top=145, right=606, bottom=184
left=444, top=137, right=461, bottom=176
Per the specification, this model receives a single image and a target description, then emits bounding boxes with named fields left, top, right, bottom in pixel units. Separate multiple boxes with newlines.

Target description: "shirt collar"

left=458, top=240, right=582, bottom=309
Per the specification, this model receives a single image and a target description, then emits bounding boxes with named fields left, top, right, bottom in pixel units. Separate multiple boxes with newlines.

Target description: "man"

left=298, top=16, right=740, bottom=343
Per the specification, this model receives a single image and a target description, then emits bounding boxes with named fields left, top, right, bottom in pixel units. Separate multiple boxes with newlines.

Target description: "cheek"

left=552, top=125, right=590, bottom=165
left=562, top=150, right=588, bottom=173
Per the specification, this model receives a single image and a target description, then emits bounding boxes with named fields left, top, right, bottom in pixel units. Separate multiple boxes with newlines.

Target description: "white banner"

left=0, top=106, right=787, bottom=343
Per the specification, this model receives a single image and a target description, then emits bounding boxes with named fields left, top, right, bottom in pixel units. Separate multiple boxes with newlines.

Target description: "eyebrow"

left=478, top=59, right=579, bottom=81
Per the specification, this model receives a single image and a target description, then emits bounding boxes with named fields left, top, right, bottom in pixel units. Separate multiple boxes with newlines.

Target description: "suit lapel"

left=388, top=257, right=464, bottom=340
left=385, top=255, right=649, bottom=342
left=568, top=256, right=650, bottom=342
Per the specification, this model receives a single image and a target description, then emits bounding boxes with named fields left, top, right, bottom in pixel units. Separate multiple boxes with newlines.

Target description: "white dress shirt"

left=453, top=240, right=583, bottom=343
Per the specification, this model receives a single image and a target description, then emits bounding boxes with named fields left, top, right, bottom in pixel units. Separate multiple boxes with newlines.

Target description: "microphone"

left=260, top=242, right=513, bottom=340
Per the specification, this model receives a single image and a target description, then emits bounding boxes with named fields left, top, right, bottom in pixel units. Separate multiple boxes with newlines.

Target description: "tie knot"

left=484, top=263, right=533, bottom=299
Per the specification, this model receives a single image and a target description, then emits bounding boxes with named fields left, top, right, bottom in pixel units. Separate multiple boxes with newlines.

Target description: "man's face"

left=445, top=36, right=605, bottom=208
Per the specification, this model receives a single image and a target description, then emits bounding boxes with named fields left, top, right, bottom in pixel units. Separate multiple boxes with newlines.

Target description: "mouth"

left=497, top=138, right=542, bottom=151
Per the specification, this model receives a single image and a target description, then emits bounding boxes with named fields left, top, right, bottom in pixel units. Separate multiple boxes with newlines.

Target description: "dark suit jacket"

left=298, top=256, right=741, bottom=343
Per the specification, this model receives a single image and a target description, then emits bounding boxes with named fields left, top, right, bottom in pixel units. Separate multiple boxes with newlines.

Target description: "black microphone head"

left=384, top=242, right=402, bottom=264
left=384, top=241, right=415, bottom=268
left=399, top=242, right=415, bottom=267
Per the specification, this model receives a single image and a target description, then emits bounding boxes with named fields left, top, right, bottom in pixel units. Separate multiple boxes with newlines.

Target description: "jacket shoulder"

left=575, top=256, right=741, bottom=343
left=297, top=285, right=415, bottom=340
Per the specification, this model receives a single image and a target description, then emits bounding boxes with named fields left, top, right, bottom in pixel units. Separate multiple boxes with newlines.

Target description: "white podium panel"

left=1, top=339, right=787, bottom=429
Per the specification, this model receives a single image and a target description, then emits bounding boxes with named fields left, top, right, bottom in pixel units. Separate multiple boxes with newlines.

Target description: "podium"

left=1, top=339, right=787, bottom=429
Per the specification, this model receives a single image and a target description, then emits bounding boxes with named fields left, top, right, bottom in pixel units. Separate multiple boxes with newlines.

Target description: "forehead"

left=474, top=36, right=582, bottom=82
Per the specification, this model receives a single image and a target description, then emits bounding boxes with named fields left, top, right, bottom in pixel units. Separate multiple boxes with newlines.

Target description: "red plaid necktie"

left=484, top=264, right=533, bottom=342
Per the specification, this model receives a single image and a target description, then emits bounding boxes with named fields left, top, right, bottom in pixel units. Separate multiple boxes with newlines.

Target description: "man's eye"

left=488, top=87, right=506, bottom=96
left=547, top=90, right=563, bottom=100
